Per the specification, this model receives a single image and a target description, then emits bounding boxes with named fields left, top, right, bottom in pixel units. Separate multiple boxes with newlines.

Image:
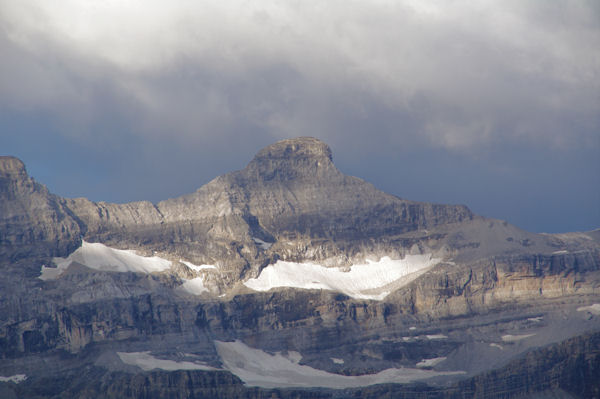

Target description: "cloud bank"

left=1, top=0, right=598, bottom=232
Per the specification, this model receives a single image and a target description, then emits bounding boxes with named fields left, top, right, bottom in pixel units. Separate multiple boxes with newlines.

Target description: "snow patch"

left=331, top=357, right=344, bottom=364
left=409, top=326, right=417, bottom=331
left=527, top=316, right=543, bottom=323
left=214, top=340, right=464, bottom=389
left=281, top=351, right=302, bottom=364
left=577, top=303, right=600, bottom=315
left=502, top=334, right=535, bottom=342
left=416, top=357, right=446, bottom=368
left=180, top=277, right=208, bottom=295
left=490, top=343, right=504, bottom=350
left=0, top=374, right=27, bottom=383
left=38, top=264, right=63, bottom=280
left=426, top=334, right=448, bottom=340
left=252, top=237, right=273, bottom=250
left=40, top=241, right=171, bottom=280
left=243, top=254, right=439, bottom=300
left=117, top=351, right=217, bottom=371
left=180, top=260, right=216, bottom=271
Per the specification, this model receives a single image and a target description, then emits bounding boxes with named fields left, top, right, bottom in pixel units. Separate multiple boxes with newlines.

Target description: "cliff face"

left=219, top=137, right=472, bottom=239
left=1, top=138, right=599, bottom=398
left=4, top=331, right=598, bottom=399
left=0, top=157, right=81, bottom=261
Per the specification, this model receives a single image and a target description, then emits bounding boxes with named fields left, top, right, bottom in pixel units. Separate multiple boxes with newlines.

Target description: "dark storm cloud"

left=0, top=0, right=598, bottom=232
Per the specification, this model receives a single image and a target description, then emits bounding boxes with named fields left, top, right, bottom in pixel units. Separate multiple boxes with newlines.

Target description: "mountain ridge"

left=1, top=138, right=598, bottom=286
left=1, top=138, right=599, bottom=398
left=1, top=138, right=474, bottom=280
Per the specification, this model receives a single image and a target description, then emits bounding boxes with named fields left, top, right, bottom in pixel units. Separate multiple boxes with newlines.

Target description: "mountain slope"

left=1, top=137, right=599, bottom=398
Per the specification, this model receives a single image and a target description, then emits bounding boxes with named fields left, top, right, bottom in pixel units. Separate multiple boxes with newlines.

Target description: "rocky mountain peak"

left=253, top=137, right=333, bottom=161
left=243, top=137, right=339, bottom=182
left=0, top=156, right=35, bottom=198
left=0, top=156, right=27, bottom=179
left=0, top=156, right=82, bottom=261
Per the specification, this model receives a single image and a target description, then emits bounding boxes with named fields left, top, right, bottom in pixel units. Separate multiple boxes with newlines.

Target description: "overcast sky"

left=1, top=0, right=598, bottom=233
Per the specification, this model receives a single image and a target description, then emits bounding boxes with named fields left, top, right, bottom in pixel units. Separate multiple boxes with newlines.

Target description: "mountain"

left=1, top=137, right=599, bottom=398
left=0, top=156, right=82, bottom=260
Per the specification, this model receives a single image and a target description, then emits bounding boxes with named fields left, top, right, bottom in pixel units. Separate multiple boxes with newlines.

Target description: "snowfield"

left=0, top=374, right=27, bottom=383
left=501, top=334, right=536, bottom=342
left=577, top=303, right=600, bottom=315
left=215, top=340, right=463, bottom=389
left=243, top=254, right=440, bottom=300
left=40, top=241, right=172, bottom=280
left=117, top=351, right=217, bottom=371
left=180, top=260, right=217, bottom=272
left=416, top=357, right=446, bottom=368
left=426, top=334, right=448, bottom=340
left=180, top=277, right=209, bottom=295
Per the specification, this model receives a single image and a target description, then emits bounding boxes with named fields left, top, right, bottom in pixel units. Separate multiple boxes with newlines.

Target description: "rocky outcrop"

left=0, top=157, right=81, bottom=261
left=221, top=137, right=472, bottom=239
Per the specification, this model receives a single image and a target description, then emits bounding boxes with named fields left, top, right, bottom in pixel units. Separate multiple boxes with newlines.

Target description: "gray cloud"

left=0, top=0, right=598, bottom=232
left=2, top=0, right=598, bottom=148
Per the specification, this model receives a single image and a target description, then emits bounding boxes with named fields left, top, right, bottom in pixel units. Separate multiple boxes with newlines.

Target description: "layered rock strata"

left=0, top=137, right=599, bottom=398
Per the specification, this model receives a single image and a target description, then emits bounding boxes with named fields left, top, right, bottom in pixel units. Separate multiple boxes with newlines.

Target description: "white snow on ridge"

left=331, top=357, right=344, bottom=364
left=180, top=277, right=209, bottom=295
left=426, top=334, right=448, bottom=340
left=416, top=357, right=446, bottom=368
left=39, top=264, right=65, bottom=280
left=117, top=351, right=217, bottom=371
left=215, top=340, right=464, bottom=389
left=180, top=260, right=217, bottom=271
left=577, top=303, right=600, bottom=315
left=243, top=254, right=439, bottom=300
left=502, top=334, right=535, bottom=342
left=40, top=241, right=172, bottom=280
left=0, top=374, right=27, bottom=383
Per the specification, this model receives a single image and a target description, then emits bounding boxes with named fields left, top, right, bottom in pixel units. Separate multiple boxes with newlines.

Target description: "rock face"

left=0, top=157, right=81, bottom=261
left=5, top=331, right=599, bottom=399
left=0, top=138, right=599, bottom=398
left=13, top=138, right=473, bottom=286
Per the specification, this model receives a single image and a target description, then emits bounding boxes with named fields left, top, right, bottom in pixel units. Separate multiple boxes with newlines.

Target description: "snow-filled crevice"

left=180, top=260, right=217, bottom=271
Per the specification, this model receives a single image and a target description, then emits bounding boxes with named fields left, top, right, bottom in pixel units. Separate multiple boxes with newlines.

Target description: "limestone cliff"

left=0, top=157, right=81, bottom=261
left=1, top=138, right=599, bottom=398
